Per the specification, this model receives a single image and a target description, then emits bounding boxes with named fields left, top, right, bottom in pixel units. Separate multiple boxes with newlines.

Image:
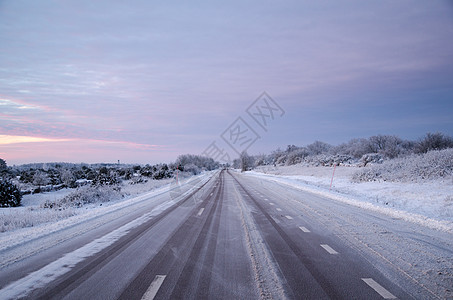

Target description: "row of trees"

left=0, top=154, right=220, bottom=207
left=235, top=132, right=453, bottom=171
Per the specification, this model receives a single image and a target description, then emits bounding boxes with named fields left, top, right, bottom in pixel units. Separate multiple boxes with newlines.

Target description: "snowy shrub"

left=43, top=185, right=121, bottom=208
left=301, top=154, right=355, bottom=167
left=0, top=180, right=22, bottom=207
left=130, top=175, right=148, bottom=185
left=0, top=208, right=77, bottom=232
left=359, top=153, right=384, bottom=167
left=285, top=148, right=309, bottom=166
left=92, top=167, right=120, bottom=186
left=352, top=148, right=453, bottom=182
left=275, top=154, right=287, bottom=165
left=176, top=154, right=219, bottom=171
left=152, top=164, right=173, bottom=180
left=254, top=154, right=268, bottom=166
left=182, top=163, right=201, bottom=175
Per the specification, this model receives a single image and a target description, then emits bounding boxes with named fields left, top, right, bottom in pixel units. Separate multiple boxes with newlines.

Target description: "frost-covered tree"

left=92, top=167, right=120, bottom=186
left=182, top=163, right=201, bottom=175
left=0, top=158, right=9, bottom=180
left=366, top=135, right=407, bottom=158
left=332, top=138, right=370, bottom=158
left=307, top=141, right=332, bottom=155
left=254, top=154, right=268, bottom=166
left=176, top=154, right=219, bottom=171
left=415, top=132, right=453, bottom=154
left=60, top=169, right=76, bottom=188
left=240, top=151, right=254, bottom=172
left=0, top=180, right=22, bottom=207
left=0, top=158, right=6, bottom=171
left=285, top=148, right=309, bottom=165
left=33, top=171, right=49, bottom=188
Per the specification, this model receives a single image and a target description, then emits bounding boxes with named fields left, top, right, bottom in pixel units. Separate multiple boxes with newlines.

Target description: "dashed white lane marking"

left=299, top=226, right=310, bottom=233
left=285, top=215, right=293, bottom=220
left=269, top=203, right=275, bottom=206
left=197, top=208, right=205, bottom=216
left=141, top=275, right=166, bottom=300
left=264, top=198, right=269, bottom=200
left=276, top=208, right=282, bottom=212
left=320, top=244, right=338, bottom=254
left=361, top=278, right=396, bottom=299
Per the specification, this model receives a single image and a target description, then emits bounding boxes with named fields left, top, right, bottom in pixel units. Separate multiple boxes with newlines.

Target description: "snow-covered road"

left=0, top=169, right=451, bottom=299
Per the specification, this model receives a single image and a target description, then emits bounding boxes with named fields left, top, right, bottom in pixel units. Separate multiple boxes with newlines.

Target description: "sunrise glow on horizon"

left=1, top=1, right=452, bottom=165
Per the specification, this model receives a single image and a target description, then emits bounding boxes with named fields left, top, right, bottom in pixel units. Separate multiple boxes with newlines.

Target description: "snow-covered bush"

left=352, top=148, right=453, bottom=182
left=303, top=154, right=355, bottom=167
left=92, top=167, right=120, bottom=186
left=176, top=154, right=219, bottom=171
left=285, top=148, right=309, bottom=166
left=0, top=208, right=76, bottom=232
left=182, top=163, right=201, bottom=175
left=43, top=185, right=121, bottom=208
left=0, top=180, right=22, bottom=207
left=359, top=153, right=384, bottom=167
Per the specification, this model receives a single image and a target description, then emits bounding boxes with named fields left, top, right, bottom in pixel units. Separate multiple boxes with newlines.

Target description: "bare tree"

left=368, top=135, right=404, bottom=158
left=307, top=141, right=332, bottom=155
left=415, top=132, right=453, bottom=153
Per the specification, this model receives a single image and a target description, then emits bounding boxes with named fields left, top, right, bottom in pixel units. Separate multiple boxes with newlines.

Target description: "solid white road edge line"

left=197, top=208, right=205, bottom=216
left=361, top=278, right=396, bottom=299
left=320, top=244, right=338, bottom=254
left=141, top=275, right=166, bottom=300
left=299, top=226, right=310, bottom=233
left=285, top=215, right=293, bottom=220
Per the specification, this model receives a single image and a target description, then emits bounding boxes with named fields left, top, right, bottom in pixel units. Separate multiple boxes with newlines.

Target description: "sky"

left=1, top=0, right=453, bottom=165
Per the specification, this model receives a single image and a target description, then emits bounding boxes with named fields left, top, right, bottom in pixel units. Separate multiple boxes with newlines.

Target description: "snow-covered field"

left=248, top=165, right=453, bottom=232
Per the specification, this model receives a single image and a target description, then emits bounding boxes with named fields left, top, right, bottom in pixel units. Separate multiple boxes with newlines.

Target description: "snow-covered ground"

left=0, top=172, right=211, bottom=238
left=248, top=165, right=453, bottom=233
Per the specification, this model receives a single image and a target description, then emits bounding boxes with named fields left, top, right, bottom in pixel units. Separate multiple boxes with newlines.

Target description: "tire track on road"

left=32, top=172, right=219, bottom=300
left=118, top=171, right=225, bottom=299
left=229, top=170, right=339, bottom=299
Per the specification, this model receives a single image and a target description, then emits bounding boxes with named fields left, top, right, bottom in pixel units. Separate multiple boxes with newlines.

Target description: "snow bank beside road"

left=245, top=166, right=453, bottom=233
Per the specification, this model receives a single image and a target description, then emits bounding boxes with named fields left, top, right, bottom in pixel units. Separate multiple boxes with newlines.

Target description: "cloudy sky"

left=1, top=1, right=453, bottom=165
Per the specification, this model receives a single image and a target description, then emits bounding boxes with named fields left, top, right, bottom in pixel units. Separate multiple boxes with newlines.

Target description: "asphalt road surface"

left=0, top=169, right=451, bottom=299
